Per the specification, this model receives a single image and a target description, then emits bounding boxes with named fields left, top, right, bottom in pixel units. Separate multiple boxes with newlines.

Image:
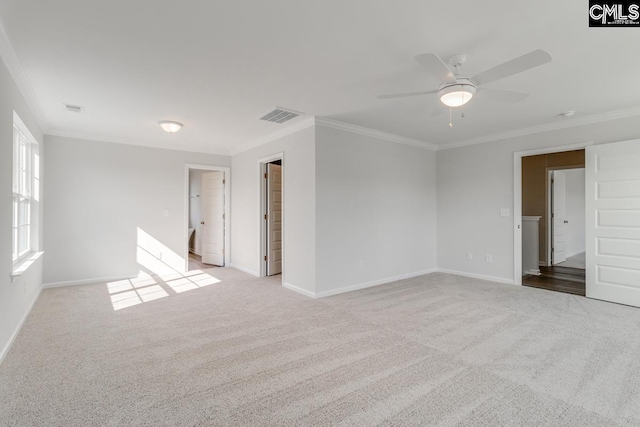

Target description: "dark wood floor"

left=523, top=265, right=586, bottom=296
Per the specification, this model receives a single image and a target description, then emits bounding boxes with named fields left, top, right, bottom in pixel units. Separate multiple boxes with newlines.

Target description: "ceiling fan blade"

left=477, top=87, right=530, bottom=103
left=415, top=53, right=457, bottom=84
left=377, top=90, right=437, bottom=100
left=471, top=49, right=552, bottom=86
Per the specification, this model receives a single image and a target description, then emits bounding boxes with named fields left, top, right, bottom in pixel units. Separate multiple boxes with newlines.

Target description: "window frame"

left=12, top=112, right=39, bottom=269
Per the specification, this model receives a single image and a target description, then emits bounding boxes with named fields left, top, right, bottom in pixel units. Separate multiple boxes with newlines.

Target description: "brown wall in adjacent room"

left=522, top=149, right=585, bottom=264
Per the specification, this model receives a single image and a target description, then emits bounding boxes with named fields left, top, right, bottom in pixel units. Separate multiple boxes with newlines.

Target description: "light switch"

left=500, top=208, right=510, bottom=217
left=164, top=209, right=170, bottom=217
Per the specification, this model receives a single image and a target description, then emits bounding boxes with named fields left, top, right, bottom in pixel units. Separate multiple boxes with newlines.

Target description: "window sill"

left=12, top=252, right=44, bottom=280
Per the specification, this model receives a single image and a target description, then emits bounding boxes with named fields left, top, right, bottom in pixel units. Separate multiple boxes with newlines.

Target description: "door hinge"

left=551, top=179, right=554, bottom=184
left=223, top=179, right=226, bottom=184
left=552, top=213, right=554, bottom=218
left=264, top=255, right=267, bottom=261
left=264, top=214, right=267, bottom=220
left=264, top=173, right=268, bottom=179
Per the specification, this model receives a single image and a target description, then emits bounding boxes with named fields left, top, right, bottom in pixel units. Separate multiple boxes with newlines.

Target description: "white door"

left=586, top=139, right=640, bottom=307
left=267, top=164, right=282, bottom=276
left=551, top=171, right=567, bottom=264
left=201, top=171, right=225, bottom=266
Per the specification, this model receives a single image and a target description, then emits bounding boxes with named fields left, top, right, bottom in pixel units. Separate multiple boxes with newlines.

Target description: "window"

left=12, top=112, right=39, bottom=266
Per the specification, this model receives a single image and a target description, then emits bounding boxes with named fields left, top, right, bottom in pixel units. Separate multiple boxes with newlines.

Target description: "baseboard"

left=566, top=250, right=585, bottom=258
left=43, top=275, right=134, bottom=289
left=538, top=261, right=548, bottom=267
left=283, top=282, right=317, bottom=298
left=228, top=264, right=260, bottom=277
left=436, top=268, right=515, bottom=285
left=0, top=285, right=42, bottom=366
left=310, top=268, right=438, bottom=299
left=189, top=249, right=201, bottom=256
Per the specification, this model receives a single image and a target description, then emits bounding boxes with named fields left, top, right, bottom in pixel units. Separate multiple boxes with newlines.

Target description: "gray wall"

left=44, top=135, right=229, bottom=284
left=231, top=126, right=316, bottom=293
left=437, top=116, right=640, bottom=282
left=315, top=126, right=437, bottom=295
left=0, top=58, right=44, bottom=361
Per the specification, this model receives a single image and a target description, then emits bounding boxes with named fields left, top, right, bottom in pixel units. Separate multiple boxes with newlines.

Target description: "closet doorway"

left=259, top=154, right=283, bottom=278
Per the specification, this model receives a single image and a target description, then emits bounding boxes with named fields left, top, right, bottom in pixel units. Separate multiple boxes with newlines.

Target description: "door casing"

left=258, top=153, right=284, bottom=280
left=513, top=142, right=593, bottom=286
left=184, top=164, right=231, bottom=272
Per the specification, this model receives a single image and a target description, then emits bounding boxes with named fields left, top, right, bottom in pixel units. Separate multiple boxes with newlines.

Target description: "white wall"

left=0, top=58, right=44, bottom=362
left=562, top=168, right=585, bottom=257
left=437, top=116, right=640, bottom=283
left=231, top=126, right=316, bottom=293
left=315, top=126, right=437, bottom=296
left=188, top=170, right=203, bottom=254
left=44, top=135, right=229, bottom=284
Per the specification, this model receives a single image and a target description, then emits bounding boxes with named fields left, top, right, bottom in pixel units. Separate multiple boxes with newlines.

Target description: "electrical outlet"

left=500, top=208, right=510, bottom=217
left=486, top=254, right=493, bottom=263
left=467, top=252, right=473, bottom=260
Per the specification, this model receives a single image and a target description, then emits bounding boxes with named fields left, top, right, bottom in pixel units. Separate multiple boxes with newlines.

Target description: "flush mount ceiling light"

left=159, top=120, right=183, bottom=133
left=438, top=79, right=476, bottom=107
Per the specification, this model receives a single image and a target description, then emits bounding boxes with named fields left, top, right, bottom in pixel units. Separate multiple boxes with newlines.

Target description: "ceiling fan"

left=378, top=49, right=552, bottom=109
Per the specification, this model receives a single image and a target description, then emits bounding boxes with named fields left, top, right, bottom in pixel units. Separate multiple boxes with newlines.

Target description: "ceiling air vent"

left=258, top=107, right=303, bottom=124
left=64, top=104, right=84, bottom=113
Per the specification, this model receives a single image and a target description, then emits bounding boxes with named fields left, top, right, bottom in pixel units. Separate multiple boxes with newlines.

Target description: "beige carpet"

left=1, top=268, right=640, bottom=426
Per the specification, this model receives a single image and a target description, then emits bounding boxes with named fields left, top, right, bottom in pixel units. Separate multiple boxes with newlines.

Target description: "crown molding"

left=231, top=116, right=438, bottom=156
left=46, top=129, right=230, bottom=156
left=438, top=106, right=640, bottom=151
left=315, top=117, right=438, bottom=150
left=0, top=17, right=49, bottom=132
left=230, top=116, right=316, bottom=156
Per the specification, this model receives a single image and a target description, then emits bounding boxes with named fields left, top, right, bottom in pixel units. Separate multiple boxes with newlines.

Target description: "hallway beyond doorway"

left=523, top=265, right=585, bottom=296
left=556, top=252, right=585, bottom=270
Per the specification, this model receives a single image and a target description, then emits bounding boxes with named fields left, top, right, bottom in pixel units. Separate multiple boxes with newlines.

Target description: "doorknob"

left=564, top=220, right=568, bottom=223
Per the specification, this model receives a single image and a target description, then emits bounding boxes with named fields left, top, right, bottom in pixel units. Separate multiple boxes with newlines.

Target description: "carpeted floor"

left=1, top=268, right=640, bottom=426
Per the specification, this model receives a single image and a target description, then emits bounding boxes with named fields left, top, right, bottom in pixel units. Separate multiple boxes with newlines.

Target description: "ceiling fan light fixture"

left=439, top=83, right=476, bottom=107
left=159, top=120, right=183, bottom=133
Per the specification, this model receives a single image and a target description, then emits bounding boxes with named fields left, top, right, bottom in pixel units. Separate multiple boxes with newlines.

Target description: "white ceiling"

left=1, top=0, right=639, bottom=153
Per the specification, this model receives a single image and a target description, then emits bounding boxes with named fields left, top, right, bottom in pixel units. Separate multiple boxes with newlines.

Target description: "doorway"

left=515, top=139, right=640, bottom=307
left=520, top=151, right=586, bottom=295
left=184, top=164, right=230, bottom=272
left=259, top=154, right=283, bottom=278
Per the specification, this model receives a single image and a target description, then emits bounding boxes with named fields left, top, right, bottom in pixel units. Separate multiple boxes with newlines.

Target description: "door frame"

left=513, top=142, right=592, bottom=286
left=183, top=164, right=231, bottom=272
left=258, top=153, right=284, bottom=279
